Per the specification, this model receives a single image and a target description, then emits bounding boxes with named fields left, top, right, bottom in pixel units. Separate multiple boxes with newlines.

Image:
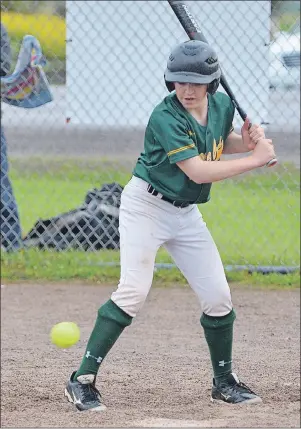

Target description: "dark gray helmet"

left=164, top=40, right=221, bottom=94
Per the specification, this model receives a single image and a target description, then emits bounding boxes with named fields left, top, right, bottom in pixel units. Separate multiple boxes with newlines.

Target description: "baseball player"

left=65, top=40, right=276, bottom=411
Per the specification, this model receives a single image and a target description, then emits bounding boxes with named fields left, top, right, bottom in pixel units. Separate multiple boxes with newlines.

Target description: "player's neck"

left=186, top=95, right=208, bottom=127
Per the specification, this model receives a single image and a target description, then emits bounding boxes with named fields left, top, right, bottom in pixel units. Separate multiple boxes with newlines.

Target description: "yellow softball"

left=50, top=321, right=80, bottom=348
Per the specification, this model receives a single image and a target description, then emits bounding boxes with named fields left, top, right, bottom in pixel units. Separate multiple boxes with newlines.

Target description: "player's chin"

left=182, top=99, right=198, bottom=109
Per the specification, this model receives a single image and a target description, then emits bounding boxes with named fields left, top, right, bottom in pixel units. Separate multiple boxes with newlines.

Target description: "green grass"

left=1, top=248, right=300, bottom=288
left=1, top=158, right=300, bottom=287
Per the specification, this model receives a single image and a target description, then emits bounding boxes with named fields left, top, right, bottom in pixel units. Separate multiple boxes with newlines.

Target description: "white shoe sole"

left=211, top=396, right=262, bottom=405
left=64, top=388, right=107, bottom=411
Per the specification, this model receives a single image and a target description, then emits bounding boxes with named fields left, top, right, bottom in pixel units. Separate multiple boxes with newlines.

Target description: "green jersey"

left=133, top=92, right=235, bottom=204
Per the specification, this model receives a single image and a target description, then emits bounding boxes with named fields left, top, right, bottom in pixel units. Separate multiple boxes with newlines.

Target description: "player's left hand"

left=241, top=118, right=266, bottom=151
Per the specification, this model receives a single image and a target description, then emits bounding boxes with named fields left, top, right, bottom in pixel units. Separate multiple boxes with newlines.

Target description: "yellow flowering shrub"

left=1, top=12, right=66, bottom=60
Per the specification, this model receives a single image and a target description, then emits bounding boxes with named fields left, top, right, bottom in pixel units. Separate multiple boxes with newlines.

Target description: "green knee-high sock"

left=74, top=299, right=132, bottom=379
left=200, top=309, right=236, bottom=381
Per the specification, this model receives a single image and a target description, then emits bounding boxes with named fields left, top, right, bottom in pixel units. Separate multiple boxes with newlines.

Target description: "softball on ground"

left=50, top=322, right=80, bottom=348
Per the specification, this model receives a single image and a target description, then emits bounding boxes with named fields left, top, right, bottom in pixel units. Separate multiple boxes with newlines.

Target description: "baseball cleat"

left=211, top=372, right=262, bottom=405
left=65, top=371, right=106, bottom=411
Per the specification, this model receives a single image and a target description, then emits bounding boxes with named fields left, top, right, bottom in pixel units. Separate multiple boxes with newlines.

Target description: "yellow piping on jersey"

left=167, top=143, right=195, bottom=157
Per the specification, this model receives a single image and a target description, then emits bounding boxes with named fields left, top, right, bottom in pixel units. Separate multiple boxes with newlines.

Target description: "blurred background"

left=1, top=0, right=300, bottom=281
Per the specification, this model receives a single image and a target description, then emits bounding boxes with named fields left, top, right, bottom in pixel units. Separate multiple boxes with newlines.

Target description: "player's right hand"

left=251, top=138, right=276, bottom=167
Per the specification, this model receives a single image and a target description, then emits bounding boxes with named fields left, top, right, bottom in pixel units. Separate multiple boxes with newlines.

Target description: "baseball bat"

left=167, top=0, right=277, bottom=167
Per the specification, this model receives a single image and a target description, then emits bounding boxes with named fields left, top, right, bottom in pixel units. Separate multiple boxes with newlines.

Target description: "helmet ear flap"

left=165, top=80, right=175, bottom=92
left=207, top=78, right=220, bottom=95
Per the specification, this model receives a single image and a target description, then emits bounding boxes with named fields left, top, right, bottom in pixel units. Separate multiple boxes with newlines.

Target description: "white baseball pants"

left=111, top=176, right=233, bottom=318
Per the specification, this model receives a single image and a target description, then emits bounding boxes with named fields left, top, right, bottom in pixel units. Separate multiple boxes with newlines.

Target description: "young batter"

left=65, top=40, right=276, bottom=411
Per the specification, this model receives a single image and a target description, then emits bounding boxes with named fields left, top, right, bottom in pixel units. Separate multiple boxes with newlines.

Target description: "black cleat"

left=211, top=372, right=262, bottom=405
left=65, top=372, right=106, bottom=411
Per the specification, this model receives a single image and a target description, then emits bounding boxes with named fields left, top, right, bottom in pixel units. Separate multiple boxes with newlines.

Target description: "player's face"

left=174, top=82, right=207, bottom=109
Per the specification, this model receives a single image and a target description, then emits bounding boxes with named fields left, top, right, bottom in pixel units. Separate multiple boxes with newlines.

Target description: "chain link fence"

left=1, top=1, right=300, bottom=271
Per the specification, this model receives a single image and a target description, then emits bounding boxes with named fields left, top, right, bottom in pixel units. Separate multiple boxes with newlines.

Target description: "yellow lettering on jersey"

left=199, top=136, right=224, bottom=161
left=216, top=137, right=224, bottom=161
left=213, top=139, right=217, bottom=160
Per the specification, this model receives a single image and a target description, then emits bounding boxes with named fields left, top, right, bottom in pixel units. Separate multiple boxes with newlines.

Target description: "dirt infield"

left=1, top=283, right=300, bottom=428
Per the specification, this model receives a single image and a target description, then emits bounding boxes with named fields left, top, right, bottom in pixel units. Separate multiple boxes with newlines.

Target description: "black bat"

left=167, top=0, right=277, bottom=167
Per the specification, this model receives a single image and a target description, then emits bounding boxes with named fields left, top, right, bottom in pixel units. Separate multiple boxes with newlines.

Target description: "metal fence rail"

left=1, top=1, right=300, bottom=271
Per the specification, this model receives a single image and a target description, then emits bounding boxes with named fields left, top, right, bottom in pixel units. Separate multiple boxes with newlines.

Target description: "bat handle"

left=266, top=158, right=277, bottom=167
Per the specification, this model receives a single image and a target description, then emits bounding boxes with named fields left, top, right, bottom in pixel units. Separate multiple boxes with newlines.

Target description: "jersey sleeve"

left=150, top=112, right=199, bottom=164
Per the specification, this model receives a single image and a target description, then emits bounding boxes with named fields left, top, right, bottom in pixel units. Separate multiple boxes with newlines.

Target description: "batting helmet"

left=164, top=40, right=221, bottom=94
